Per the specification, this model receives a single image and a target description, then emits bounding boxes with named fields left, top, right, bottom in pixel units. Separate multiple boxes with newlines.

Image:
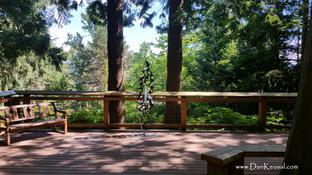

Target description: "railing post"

left=103, top=98, right=110, bottom=130
left=258, top=97, right=266, bottom=131
left=23, top=94, right=31, bottom=104
left=180, top=97, right=187, bottom=131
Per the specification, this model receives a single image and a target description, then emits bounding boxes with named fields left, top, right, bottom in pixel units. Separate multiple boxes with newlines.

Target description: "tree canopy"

left=0, top=0, right=67, bottom=91
left=0, top=0, right=303, bottom=93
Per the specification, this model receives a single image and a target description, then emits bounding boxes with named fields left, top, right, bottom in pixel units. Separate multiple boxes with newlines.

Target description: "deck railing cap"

left=12, top=90, right=298, bottom=98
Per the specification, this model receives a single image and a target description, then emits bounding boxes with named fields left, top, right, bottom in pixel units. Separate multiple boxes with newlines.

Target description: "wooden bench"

left=201, top=145, right=285, bottom=175
left=0, top=103, right=67, bottom=146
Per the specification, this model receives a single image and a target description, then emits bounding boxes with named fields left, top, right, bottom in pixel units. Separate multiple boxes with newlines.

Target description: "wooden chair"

left=0, top=103, right=67, bottom=146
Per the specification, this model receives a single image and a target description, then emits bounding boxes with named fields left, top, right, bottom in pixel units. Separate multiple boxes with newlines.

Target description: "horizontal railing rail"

left=0, top=90, right=297, bottom=131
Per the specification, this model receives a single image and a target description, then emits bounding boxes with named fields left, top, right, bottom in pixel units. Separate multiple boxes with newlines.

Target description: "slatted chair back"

left=0, top=103, right=57, bottom=123
left=38, top=103, right=56, bottom=118
left=0, top=106, right=11, bottom=129
left=0, top=106, right=11, bottom=121
left=6, top=104, right=37, bottom=123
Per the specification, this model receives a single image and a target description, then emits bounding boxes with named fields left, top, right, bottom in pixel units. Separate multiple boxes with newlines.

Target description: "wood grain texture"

left=201, top=144, right=286, bottom=175
left=1, top=103, right=67, bottom=145
left=15, top=90, right=297, bottom=98
left=0, top=131, right=288, bottom=175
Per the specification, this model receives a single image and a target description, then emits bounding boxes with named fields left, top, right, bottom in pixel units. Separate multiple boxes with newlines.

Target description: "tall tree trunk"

left=281, top=4, right=312, bottom=175
left=165, top=0, right=184, bottom=124
left=301, top=0, right=309, bottom=62
left=107, top=0, right=125, bottom=123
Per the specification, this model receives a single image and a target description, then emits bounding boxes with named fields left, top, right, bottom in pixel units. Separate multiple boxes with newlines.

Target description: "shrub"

left=68, top=108, right=103, bottom=124
left=188, top=105, right=258, bottom=125
left=125, top=101, right=164, bottom=123
left=266, top=111, right=288, bottom=125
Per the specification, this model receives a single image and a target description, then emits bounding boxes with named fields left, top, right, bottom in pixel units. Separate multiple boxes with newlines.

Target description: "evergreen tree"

left=164, top=0, right=184, bottom=124
left=185, top=0, right=301, bottom=92
left=86, top=0, right=155, bottom=123
left=66, top=22, right=108, bottom=91
left=0, top=0, right=66, bottom=90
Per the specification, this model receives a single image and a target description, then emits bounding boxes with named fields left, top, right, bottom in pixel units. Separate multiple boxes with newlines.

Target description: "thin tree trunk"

left=107, top=0, right=125, bottom=123
left=1, top=81, right=5, bottom=91
left=281, top=4, right=312, bottom=175
left=165, top=0, right=184, bottom=124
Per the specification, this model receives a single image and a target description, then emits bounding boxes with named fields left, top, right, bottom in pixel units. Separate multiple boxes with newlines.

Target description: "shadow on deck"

left=0, top=131, right=288, bottom=175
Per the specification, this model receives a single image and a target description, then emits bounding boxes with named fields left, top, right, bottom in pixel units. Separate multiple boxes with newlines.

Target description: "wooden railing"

left=0, top=90, right=297, bottom=131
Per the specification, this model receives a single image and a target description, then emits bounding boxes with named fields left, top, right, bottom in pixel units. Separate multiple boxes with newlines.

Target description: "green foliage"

left=0, top=1, right=67, bottom=91
left=0, top=0, right=67, bottom=63
left=0, top=52, right=67, bottom=91
left=265, top=110, right=291, bottom=131
left=44, top=72, right=74, bottom=91
left=125, top=102, right=164, bottom=123
left=0, top=0, right=50, bottom=60
left=66, top=16, right=108, bottom=91
left=67, top=101, right=161, bottom=125
left=184, top=0, right=301, bottom=92
left=125, top=41, right=166, bottom=91
left=188, top=104, right=258, bottom=125
left=68, top=108, right=103, bottom=124
left=86, top=0, right=156, bottom=27
left=0, top=0, right=303, bottom=129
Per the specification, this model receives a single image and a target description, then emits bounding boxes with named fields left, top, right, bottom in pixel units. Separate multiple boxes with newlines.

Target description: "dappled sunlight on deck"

left=0, top=131, right=287, bottom=174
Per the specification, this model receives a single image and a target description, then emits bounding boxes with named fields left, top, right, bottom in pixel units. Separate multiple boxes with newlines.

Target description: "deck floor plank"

left=0, top=131, right=288, bottom=175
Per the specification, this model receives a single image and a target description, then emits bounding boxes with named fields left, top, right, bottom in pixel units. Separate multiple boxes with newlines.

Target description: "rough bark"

left=301, top=0, right=309, bottom=61
left=281, top=4, right=312, bottom=175
left=107, top=0, right=125, bottom=123
left=165, top=0, right=184, bottom=124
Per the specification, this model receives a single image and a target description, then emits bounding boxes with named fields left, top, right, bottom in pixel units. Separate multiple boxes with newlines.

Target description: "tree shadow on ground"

left=0, top=131, right=288, bottom=175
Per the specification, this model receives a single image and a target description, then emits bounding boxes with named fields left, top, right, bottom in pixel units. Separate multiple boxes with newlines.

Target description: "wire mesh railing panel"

left=266, top=102, right=295, bottom=126
left=187, top=102, right=258, bottom=126
left=32, top=100, right=104, bottom=124
left=125, top=101, right=164, bottom=124
left=0, top=91, right=297, bottom=130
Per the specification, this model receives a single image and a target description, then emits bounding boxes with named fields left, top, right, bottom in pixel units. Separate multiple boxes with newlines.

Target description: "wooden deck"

left=0, top=131, right=288, bottom=175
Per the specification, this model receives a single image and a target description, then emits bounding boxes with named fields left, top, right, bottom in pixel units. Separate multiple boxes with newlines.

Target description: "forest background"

left=0, top=0, right=307, bottom=127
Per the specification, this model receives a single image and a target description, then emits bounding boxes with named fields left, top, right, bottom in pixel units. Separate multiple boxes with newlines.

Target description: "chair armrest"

left=51, top=102, right=67, bottom=120
left=55, top=110, right=67, bottom=120
left=0, top=116, right=9, bottom=129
